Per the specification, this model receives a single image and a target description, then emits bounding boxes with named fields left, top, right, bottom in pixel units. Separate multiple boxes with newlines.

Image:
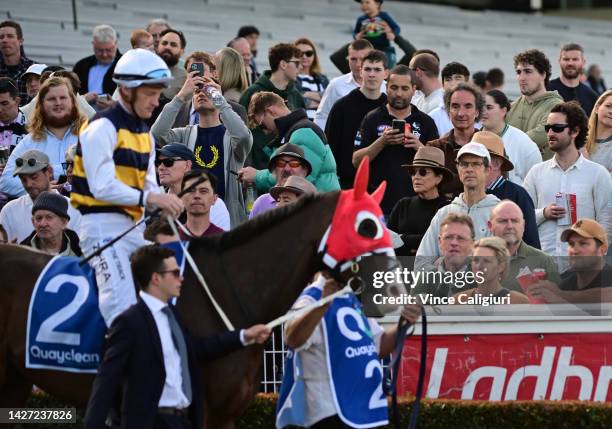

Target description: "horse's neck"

left=184, top=193, right=338, bottom=331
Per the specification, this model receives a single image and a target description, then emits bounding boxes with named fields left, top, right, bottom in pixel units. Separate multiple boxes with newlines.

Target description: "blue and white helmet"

left=112, top=48, right=173, bottom=88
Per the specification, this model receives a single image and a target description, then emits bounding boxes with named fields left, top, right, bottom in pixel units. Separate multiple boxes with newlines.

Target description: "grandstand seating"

left=3, top=0, right=610, bottom=98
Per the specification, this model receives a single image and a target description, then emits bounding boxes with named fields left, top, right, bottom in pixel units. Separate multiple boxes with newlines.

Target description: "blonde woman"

left=0, top=76, right=85, bottom=197
left=215, top=47, right=249, bottom=103
left=294, top=37, right=329, bottom=119
left=584, top=89, right=612, bottom=173
left=455, top=237, right=530, bottom=305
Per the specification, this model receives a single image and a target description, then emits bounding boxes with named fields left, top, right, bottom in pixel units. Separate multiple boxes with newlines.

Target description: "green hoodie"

left=239, top=71, right=306, bottom=170
left=506, top=90, right=563, bottom=160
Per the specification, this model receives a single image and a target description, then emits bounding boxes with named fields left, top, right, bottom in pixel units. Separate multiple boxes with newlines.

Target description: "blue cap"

left=157, top=143, right=196, bottom=162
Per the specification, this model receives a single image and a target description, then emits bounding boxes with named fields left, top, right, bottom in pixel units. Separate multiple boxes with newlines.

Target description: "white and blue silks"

left=276, top=285, right=388, bottom=428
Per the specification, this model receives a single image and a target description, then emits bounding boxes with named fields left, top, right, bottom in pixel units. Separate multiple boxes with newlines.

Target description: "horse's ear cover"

left=353, top=156, right=369, bottom=200
left=371, top=181, right=386, bottom=205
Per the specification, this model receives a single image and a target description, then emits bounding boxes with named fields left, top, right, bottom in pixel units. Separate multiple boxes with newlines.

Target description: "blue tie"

left=162, top=306, right=192, bottom=402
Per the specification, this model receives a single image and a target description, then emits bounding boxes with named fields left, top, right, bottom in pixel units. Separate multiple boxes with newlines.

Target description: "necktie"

left=162, top=306, right=192, bottom=402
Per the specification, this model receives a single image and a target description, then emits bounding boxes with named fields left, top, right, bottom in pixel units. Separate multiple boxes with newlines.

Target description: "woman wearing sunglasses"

left=481, top=89, right=542, bottom=186
left=294, top=38, right=329, bottom=120
left=387, top=146, right=452, bottom=258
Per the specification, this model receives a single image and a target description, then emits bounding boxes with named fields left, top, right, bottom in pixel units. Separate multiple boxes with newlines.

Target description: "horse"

left=0, top=159, right=405, bottom=428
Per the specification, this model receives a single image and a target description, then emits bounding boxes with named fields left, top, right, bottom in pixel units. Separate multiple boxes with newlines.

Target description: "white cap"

left=21, top=63, right=48, bottom=78
left=456, top=142, right=491, bottom=163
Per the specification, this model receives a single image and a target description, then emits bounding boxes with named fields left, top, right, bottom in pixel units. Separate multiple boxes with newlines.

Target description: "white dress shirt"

left=139, top=291, right=191, bottom=409
left=412, top=88, right=444, bottom=114
left=523, top=154, right=612, bottom=256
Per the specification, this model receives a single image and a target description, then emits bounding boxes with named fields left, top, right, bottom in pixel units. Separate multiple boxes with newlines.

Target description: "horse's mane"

left=190, top=191, right=338, bottom=252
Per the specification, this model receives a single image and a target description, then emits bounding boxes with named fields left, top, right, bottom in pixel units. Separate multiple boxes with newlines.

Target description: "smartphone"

left=57, top=175, right=68, bottom=185
left=190, top=62, right=204, bottom=77
left=392, top=119, right=405, bottom=134
left=97, top=94, right=110, bottom=102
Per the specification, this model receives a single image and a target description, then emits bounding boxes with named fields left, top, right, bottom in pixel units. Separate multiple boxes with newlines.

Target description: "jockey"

left=71, top=48, right=184, bottom=326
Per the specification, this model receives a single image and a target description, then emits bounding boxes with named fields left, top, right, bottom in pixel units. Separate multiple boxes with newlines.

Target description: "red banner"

left=398, top=333, right=612, bottom=401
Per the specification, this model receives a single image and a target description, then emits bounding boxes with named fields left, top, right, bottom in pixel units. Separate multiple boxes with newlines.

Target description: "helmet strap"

left=120, top=87, right=144, bottom=121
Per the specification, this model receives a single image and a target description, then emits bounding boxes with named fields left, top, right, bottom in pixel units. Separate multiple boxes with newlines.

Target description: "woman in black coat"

left=387, top=146, right=453, bottom=258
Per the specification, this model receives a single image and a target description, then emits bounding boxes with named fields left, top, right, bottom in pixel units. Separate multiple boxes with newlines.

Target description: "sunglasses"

left=409, top=168, right=431, bottom=177
left=300, top=50, right=315, bottom=58
left=156, top=269, right=181, bottom=278
left=61, top=161, right=73, bottom=170
left=15, top=157, right=45, bottom=168
left=155, top=157, right=184, bottom=168
left=275, top=159, right=303, bottom=169
left=544, top=123, right=570, bottom=133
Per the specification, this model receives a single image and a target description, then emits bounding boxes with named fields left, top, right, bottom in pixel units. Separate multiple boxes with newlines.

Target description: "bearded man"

left=0, top=76, right=85, bottom=196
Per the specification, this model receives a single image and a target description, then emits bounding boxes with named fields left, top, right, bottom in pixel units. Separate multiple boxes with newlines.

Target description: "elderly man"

left=0, top=150, right=81, bottom=242
left=412, top=213, right=476, bottom=298
left=73, top=24, right=121, bottom=110
left=228, top=37, right=256, bottom=85
left=473, top=131, right=541, bottom=249
left=145, top=18, right=170, bottom=51
left=21, top=191, right=82, bottom=256
left=415, top=142, right=500, bottom=271
left=488, top=200, right=559, bottom=294
left=0, top=20, right=34, bottom=104
left=529, top=219, right=611, bottom=304
left=270, top=175, right=317, bottom=207
left=249, top=143, right=312, bottom=217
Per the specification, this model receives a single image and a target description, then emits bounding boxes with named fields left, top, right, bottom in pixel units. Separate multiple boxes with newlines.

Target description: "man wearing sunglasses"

left=155, top=143, right=230, bottom=231
left=524, top=101, right=611, bottom=260
left=85, top=244, right=271, bottom=429
left=0, top=149, right=81, bottom=242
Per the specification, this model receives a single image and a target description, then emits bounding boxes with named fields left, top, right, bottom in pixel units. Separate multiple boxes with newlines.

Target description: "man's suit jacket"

left=84, top=299, right=243, bottom=429
left=73, top=51, right=122, bottom=96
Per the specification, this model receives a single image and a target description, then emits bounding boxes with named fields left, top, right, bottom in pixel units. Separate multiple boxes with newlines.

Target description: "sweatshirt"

left=505, top=91, right=563, bottom=160
left=414, top=193, right=500, bottom=271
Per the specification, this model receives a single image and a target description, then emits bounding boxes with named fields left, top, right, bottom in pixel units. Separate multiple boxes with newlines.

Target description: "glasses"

left=544, top=123, right=570, bottom=133
left=15, top=157, right=46, bottom=168
left=61, top=161, right=73, bottom=171
left=457, top=160, right=484, bottom=169
left=274, top=159, right=302, bottom=169
left=155, top=157, right=184, bottom=168
left=300, top=50, right=314, bottom=58
left=156, top=269, right=181, bottom=278
left=409, top=168, right=431, bottom=177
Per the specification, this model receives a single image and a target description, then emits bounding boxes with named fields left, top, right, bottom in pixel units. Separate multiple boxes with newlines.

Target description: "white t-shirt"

left=413, top=88, right=444, bottom=114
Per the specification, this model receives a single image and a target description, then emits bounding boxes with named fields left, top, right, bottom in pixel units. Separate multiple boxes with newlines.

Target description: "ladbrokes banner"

left=398, top=333, right=612, bottom=402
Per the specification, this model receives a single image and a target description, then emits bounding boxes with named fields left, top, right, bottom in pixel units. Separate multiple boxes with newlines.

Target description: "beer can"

left=555, top=192, right=571, bottom=226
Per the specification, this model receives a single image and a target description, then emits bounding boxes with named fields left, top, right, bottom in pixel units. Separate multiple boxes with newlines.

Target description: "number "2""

left=365, top=360, right=386, bottom=409
left=35, top=274, right=90, bottom=346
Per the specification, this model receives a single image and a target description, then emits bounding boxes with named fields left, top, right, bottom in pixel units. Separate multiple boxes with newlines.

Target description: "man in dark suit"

left=84, top=245, right=271, bottom=429
left=72, top=24, right=122, bottom=111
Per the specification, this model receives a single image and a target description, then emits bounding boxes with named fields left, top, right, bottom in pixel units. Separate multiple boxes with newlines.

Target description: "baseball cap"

left=560, top=218, right=608, bottom=248
left=157, top=143, right=195, bottom=163
left=13, top=150, right=50, bottom=177
left=456, top=142, right=491, bottom=164
left=21, top=63, right=48, bottom=80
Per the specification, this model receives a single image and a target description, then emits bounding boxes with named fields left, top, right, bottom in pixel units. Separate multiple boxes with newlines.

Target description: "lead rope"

left=167, top=216, right=235, bottom=331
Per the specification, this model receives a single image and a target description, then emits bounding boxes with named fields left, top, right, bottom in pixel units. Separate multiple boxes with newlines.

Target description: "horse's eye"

left=355, top=211, right=383, bottom=240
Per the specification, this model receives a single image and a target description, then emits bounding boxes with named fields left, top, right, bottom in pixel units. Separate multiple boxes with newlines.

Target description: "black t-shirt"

left=355, top=104, right=439, bottom=214
left=547, top=78, right=598, bottom=115
left=559, top=263, right=612, bottom=292
left=325, top=88, right=387, bottom=189
left=194, top=125, right=226, bottom=199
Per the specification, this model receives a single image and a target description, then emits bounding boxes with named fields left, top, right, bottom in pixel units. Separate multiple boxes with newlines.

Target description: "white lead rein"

left=167, top=216, right=235, bottom=331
